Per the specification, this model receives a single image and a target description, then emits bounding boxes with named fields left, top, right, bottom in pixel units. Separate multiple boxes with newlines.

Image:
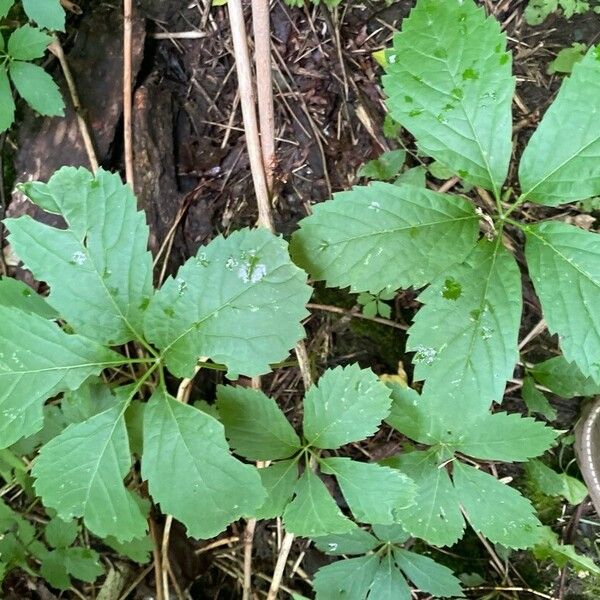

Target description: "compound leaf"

left=368, top=553, right=411, bottom=600
left=142, top=390, right=265, bottom=539
left=0, top=65, right=15, bottom=132
left=387, top=451, right=465, bottom=547
left=385, top=382, right=435, bottom=444
left=22, top=0, right=65, bottom=31
left=531, top=355, right=600, bottom=398
left=7, top=167, right=153, bottom=345
left=525, top=222, right=600, bottom=382
left=321, top=457, right=416, bottom=525
left=408, top=239, right=522, bottom=410
left=32, top=405, right=148, bottom=542
left=216, top=385, right=301, bottom=460
left=145, top=228, right=310, bottom=378
left=452, top=412, right=558, bottom=462
left=303, top=365, right=392, bottom=449
left=0, top=277, right=57, bottom=319
left=533, top=526, right=600, bottom=575
left=383, top=0, right=514, bottom=195
left=283, top=469, right=355, bottom=537
left=313, top=529, right=379, bottom=556
left=394, top=549, right=464, bottom=598
left=0, top=306, right=121, bottom=448
left=290, top=182, right=478, bottom=293
left=372, top=524, right=410, bottom=544
left=8, top=61, right=63, bottom=116
left=313, top=555, right=380, bottom=600
left=519, top=47, right=600, bottom=205
left=253, top=460, right=298, bottom=520
left=525, top=459, right=588, bottom=505
left=452, top=462, right=542, bottom=549
left=7, top=25, right=52, bottom=60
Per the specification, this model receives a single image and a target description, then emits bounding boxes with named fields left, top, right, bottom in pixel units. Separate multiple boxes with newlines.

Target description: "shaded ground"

left=1, top=0, right=600, bottom=598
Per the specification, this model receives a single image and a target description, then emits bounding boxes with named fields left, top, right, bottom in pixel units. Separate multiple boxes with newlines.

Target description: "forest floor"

left=1, top=0, right=600, bottom=598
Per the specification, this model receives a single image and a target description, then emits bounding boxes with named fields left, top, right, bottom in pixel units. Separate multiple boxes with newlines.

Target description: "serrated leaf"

left=519, top=48, right=600, bottom=205
left=547, top=43, right=587, bottom=75
left=522, top=376, right=557, bottom=420
left=7, top=167, right=153, bottom=346
left=45, top=517, right=78, bottom=548
left=7, top=25, right=52, bottom=60
left=408, top=239, right=522, bottom=410
left=531, top=355, right=600, bottom=398
left=525, top=222, right=600, bottom=382
left=290, top=182, right=478, bottom=294
left=388, top=450, right=465, bottom=547
left=313, top=529, right=379, bottom=556
left=61, top=378, right=118, bottom=424
left=372, top=524, right=410, bottom=544
left=0, top=65, right=15, bottom=132
left=321, top=457, right=416, bottom=525
left=32, top=405, right=148, bottom=542
left=524, top=0, right=558, bottom=25
left=216, top=385, right=301, bottom=460
left=253, top=460, right=298, bottom=520
left=8, top=61, right=63, bottom=116
left=10, top=403, right=66, bottom=456
left=313, top=555, right=380, bottom=600
left=368, top=553, right=411, bottom=600
left=383, top=0, right=514, bottom=195
left=0, top=277, right=58, bottom=319
left=303, top=365, right=391, bottom=450
left=394, top=549, right=464, bottom=598
left=145, top=228, right=310, bottom=378
left=452, top=412, right=558, bottom=462
left=40, top=547, right=103, bottom=589
left=533, top=526, right=600, bottom=575
left=142, top=390, right=265, bottom=539
left=394, top=166, right=427, bottom=187
left=103, top=534, right=153, bottom=564
left=452, top=462, right=542, bottom=549
left=358, top=149, right=406, bottom=180
left=0, top=306, right=121, bottom=448
left=22, top=0, right=65, bottom=31
left=283, top=469, right=356, bottom=537
left=525, top=459, right=588, bottom=505
left=385, top=382, right=435, bottom=444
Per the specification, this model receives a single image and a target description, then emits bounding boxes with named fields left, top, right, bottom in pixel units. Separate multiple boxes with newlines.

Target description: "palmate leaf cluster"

left=0, top=0, right=65, bottom=131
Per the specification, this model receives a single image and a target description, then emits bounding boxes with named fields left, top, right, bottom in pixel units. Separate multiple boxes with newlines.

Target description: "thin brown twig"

left=243, top=517, right=257, bottom=600
left=48, top=39, right=98, bottom=173
left=123, top=0, right=135, bottom=190
left=307, top=302, right=407, bottom=331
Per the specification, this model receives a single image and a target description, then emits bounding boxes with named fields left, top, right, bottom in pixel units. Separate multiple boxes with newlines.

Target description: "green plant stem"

left=500, top=194, right=527, bottom=220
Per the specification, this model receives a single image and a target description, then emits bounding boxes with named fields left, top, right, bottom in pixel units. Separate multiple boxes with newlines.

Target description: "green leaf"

left=40, top=547, right=103, bottom=589
left=530, top=355, right=600, bottom=398
left=394, top=166, right=427, bottom=187
left=142, top=390, right=265, bottom=539
left=519, top=48, right=600, bottom=205
left=22, top=0, right=65, bottom=31
left=372, top=524, right=409, bottom=544
left=303, top=365, right=391, bottom=449
left=452, top=412, right=558, bottom=462
left=290, top=182, right=478, bottom=294
left=383, top=0, right=514, bottom=195
left=428, top=161, right=454, bottom=181
left=525, top=459, right=588, bottom=505
left=103, top=534, right=153, bottom=565
left=61, top=378, right=118, bottom=424
left=145, top=228, right=310, bottom=378
left=0, top=277, right=58, bottom=319
left=0, top=0, right=14, bottom=19
left=32, top=405, right=148, bottom=542
left=282, top=469, right=356, bottom=537
left=313, top=529, right=379, bottom=556
left=408, top=239, right=522, bottom=410
left=10, top=404, right=66, bottom=456
left=45, top=517, right=78, bottom=548
left=388, top=450, right=465, bottom=547
left=0, top=306, right=121, bottom=448
left=321, top=457, right=416, bottom=525
left=394, top=549, right=464, bottom=598
left=548, top=43, right=587, bottom=74
left=0, top=65, right=15, bottom=132
left=7, top=25, right=52, bottom=60
left=253, top=460, right=298, bottom=520
left=452, top=462, right=542, bottom=549
left=385, top=383, right=435, bottom=444
left=368, top=553, right=411, bottom=600
left=533, top=526, right=600, bottom=575
left=522, top=376, right=557, bottom=420
left=313, top=555, right=380, bottom=600
left=524, top=0, right=558, bottom=25
left=8, top=167, right=153, bottom=346
left=8, top=61, right=64, bottom=116
left=216, top=385, right=301, bottom=460
left=525, top=222, right=600, bottom=382
left=358, top=149, right=406, bottom=180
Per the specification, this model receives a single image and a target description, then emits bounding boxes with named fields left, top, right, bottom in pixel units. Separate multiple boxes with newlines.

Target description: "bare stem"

left=123, top=0, right=135, bottom=189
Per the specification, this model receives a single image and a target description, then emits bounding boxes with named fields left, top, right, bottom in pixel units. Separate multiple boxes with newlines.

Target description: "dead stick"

left=252, top=0, right=275, bottom=191
left=123, top=0, right=135, bottom=190
left=48, top=39, right=98, bottom=173
left=227, top=0, right=274, bottom=231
